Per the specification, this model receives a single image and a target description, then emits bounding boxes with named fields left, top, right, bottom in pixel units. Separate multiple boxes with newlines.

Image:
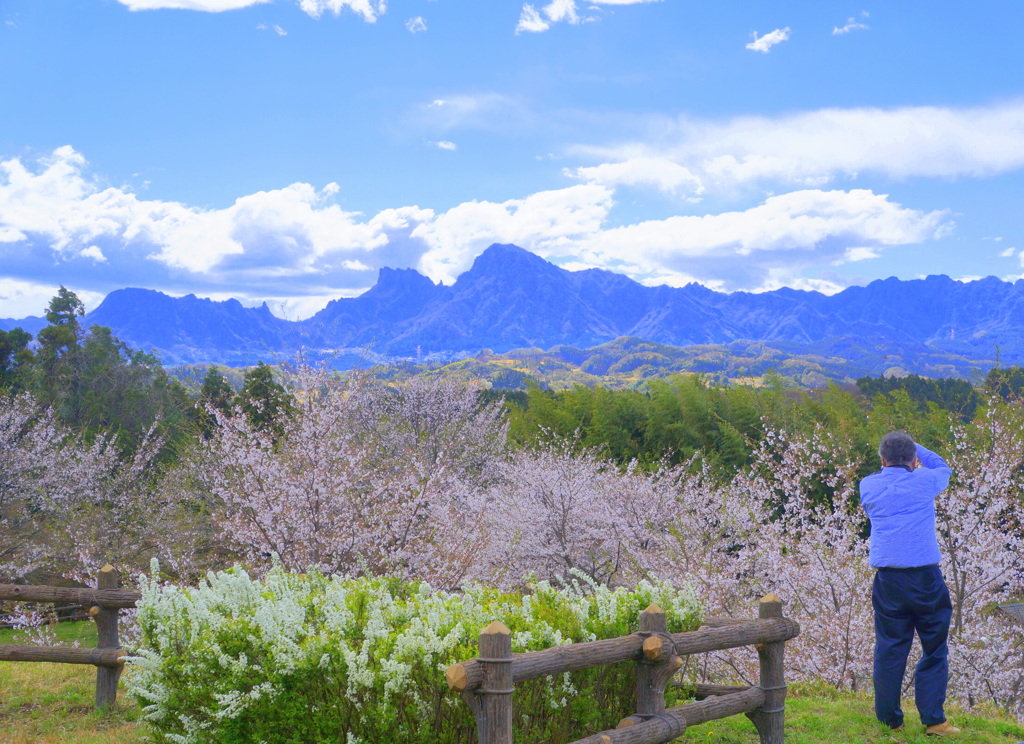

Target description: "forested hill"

left=3, top=243, right=1023, bottom=368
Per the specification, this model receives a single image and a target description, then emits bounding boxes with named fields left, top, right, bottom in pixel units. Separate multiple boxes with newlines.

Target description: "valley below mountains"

left=5, top=243, right=1023, bottom=381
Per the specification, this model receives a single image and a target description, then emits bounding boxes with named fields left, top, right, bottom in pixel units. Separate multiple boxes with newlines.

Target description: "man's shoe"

left=925, top=720, right=960, bottom=736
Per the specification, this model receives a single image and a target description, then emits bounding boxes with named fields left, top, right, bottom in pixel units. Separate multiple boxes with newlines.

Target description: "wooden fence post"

left=475, top=620, right=513, bottom=744
left=616, top=604, right=686, bottom=733
left=93, top=564, right=122, bottom=709
left=746, top=593, right=787, bottom=744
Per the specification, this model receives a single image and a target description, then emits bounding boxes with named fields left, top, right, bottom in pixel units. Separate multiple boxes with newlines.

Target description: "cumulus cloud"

left=746, top=27, right=790, bottom=53
left=412, top=184, right=615, bottom=283
left=118, top=0, right=386, bottom=20
left=434, top=141, right=457, bottom=151
left=0, top=147, right=431, bottom=310
left=118, top=0, right=270, bottom=10
left=0, top=278, right=105, bottom=319
left=406, top=16, right=427, bottom=33
left=80, top=245, right=108, bottom=263
left=0, top=147, right=953, bottom=317
left=297, top=0, right=386, bottom=21
left=516, top=5, right=550, bottom=33
left=570, top=101, right=1024, bottom=194
left=566, top=157, right=704, bottom=198
left=516, top=0, right=661, bottom=33
left=569, top=189, right=949, bottom=290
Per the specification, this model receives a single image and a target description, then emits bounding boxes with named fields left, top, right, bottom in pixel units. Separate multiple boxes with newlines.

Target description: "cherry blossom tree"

left=1, top=390, right=207, bottom=584
left=1, top=392, right=63, bottom=580
left=195, top=366, right=507, bottom=588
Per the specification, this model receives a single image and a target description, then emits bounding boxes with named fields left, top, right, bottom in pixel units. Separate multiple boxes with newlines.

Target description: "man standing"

left=860, top=430, right=959, bottom=737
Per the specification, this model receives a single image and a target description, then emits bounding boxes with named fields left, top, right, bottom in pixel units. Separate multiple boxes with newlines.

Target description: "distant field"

left=2, top=621, right=1023, bottom=744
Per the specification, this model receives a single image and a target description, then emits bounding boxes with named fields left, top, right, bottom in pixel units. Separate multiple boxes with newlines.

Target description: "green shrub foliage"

left=127, top=564, right=702, bottom=744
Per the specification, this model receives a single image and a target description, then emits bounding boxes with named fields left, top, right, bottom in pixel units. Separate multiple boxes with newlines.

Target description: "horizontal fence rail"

left=0, top=645, right=126, bottom=665
left=0, top=565, right=135, bottom=708
left=0, top=584, right=141, bottom=609
left=447, top=593, right=800, bottom=744
left=446, top=616, right=799, bottom=691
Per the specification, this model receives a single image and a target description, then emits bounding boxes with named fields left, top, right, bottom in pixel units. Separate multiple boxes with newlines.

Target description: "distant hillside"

left=380, top=335, right=990, bottom=390
left=3, top=243, right=1022, bottom=373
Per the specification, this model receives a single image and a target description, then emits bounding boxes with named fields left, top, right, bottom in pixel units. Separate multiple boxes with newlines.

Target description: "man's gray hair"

left=879, top=430, right=917, bottom=466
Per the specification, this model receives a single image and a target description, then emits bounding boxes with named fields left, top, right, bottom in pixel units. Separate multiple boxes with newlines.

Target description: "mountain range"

left=3, top=243, right=1023, bottom=371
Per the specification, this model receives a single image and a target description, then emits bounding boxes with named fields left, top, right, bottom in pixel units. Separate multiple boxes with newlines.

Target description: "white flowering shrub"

left=126, top=563, right=702, bottom=744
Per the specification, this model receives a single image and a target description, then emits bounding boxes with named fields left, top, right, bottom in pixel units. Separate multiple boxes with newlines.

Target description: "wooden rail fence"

left=0, top=565, right=142, bottom=708
left=446, top=593, right=800, bottom=744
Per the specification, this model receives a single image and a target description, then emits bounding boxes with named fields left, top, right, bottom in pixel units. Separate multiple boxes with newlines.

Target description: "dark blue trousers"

left=872, top=565, right=952, bottom=728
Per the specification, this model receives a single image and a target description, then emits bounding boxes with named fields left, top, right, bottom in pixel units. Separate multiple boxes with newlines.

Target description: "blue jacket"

left=859, top=444, right=952, bottom=569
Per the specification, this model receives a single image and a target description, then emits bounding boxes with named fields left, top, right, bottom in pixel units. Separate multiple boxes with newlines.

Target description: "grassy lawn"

left=703, top=684, right=1024, bottom=744
left=2, top=623, right=1024, bottom=743
left=1, top=621, right=141, bottom=744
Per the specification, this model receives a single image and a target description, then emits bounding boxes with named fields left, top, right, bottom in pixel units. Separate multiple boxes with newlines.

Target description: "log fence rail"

left=446, top=594, right=800, bottom=744
left=4, top=571, right=800, bottom=740
left=0, top=565, right=141, bottom=708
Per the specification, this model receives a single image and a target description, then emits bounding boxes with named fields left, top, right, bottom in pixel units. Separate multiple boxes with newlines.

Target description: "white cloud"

left=257, top=22, right=288, bottom=35
left=406, top=16, right=427, bottom=33
left=417, top=93, right=525, bottom=132
left=434, top=140, right=458, bottom=151
left=543, top=0, right=581, bottom=24
left=759, top=275, right=846, bottom=295
left=408, top=185, right=947, bottom=292
left=516, top=4, right=551, bottom=34
left=0, top=147, right=955, bottom=317
left=412, top=184, right=615, bottom=283
left=571, top=101, right=1024, bottom=190
left=842, top=246, right=880, bottom=262
left=746, top=27, right=790, bottom=53
left=0, top=278, right=104, bottom=318
left=118, top=0, right=385, bottom=21
left=80, top=245, right=108, bottom=262
left=1000, top=246, right=1017, bottom=258
left=581, top=189, right=945, bottom=258
left=833, top=17, right=868, bottom=35
left=516, top=0, right=661, bottom=33
left=0, top=146, right=428, bottom=282
left=566, top=157, right=704, bottom=198
left=296, top=0, right=386, bottom=22
left=118, top=0, right=269, bottom=10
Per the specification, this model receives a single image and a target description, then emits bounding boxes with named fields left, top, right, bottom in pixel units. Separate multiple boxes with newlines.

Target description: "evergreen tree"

left=193, top=366, right=236, bottom=438
left=0, top=327, right=33, bottom=390
left=34, top=286, right=85, bottom=415
left=237, top=362, right=294, bottom=436
left=24, top=288, right=193, bottom=453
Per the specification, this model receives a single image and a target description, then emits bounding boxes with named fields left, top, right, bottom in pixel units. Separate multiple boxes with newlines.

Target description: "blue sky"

left=2, top=0, right=1023, bottom=319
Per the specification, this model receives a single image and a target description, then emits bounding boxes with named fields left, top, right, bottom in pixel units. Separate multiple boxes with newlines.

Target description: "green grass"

left=698, top=683, right=1024, bottom=743
left=2, top=623, right=1024, bottom=743
left=0, top=619, right=99, bottom=646
left=1, top=620, right=141, bottom=744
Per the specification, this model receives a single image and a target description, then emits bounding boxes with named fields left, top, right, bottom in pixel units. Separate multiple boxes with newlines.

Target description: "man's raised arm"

left=915, top=443, right=952, bottom=491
